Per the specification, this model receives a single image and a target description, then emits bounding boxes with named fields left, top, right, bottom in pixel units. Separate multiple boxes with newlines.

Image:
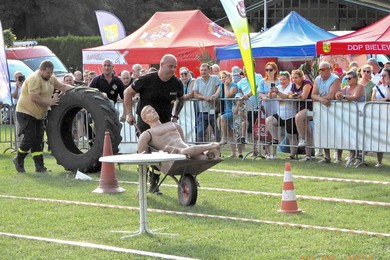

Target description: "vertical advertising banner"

left=0, top=21, right=11, bottom=105
left=95, top=10, right=126, bottom=45
left=220, top=0, right=256, bottom=95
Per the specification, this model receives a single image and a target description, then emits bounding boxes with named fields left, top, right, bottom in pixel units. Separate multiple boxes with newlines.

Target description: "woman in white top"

left=265, top=71, right=298, bottom=159
left=179, top=67, right=196, bottom=142
left=371, top=68, right=390, bottom=167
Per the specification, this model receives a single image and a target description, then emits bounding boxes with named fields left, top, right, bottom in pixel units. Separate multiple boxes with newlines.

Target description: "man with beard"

left=13, top=60, right=74, bottom=173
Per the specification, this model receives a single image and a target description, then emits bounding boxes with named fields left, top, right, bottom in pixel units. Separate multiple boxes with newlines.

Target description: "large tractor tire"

left=46, top=87, right=122, bottom=173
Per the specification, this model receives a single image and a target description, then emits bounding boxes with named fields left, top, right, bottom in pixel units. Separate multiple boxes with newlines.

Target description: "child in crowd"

left=230, top=93, right=247, bottom=158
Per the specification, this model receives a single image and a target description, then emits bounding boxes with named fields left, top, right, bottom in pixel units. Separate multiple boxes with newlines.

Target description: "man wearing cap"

left=231, top=66, right=242, bottom=83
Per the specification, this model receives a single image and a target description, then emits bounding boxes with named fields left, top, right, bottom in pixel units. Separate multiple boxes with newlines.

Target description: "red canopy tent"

left=82, top=10, right=235, bottom=76
left=316, top=14, right=390, bottom=55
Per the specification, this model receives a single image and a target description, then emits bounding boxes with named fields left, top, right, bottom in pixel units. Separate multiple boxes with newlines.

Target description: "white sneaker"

left=375, top=163, right=383, bottom=167
left=297, top=139, right=306, bottom=147
left=299, top=156, right=311, bottom=162
left=266, top=154, right=276, bottom=160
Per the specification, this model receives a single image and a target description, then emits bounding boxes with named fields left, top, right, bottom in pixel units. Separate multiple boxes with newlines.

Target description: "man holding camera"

left=12, top=71, right=25, bottom=148
left=12, top=71, right=25, bottom=103
left=13, top=60, right=74, bottom=173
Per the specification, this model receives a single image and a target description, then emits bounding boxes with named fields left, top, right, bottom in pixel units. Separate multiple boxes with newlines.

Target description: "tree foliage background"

left=0, top=0, right=229, bottom=39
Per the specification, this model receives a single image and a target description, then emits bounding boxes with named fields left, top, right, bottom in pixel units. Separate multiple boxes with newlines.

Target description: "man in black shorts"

left=123, top=54, right=184, bottom=194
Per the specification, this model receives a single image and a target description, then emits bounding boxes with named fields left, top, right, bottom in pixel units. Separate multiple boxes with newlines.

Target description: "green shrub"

left=36, top=35, right=102, bottom=71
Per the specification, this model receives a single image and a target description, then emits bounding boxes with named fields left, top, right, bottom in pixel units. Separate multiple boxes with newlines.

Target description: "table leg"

left=138, top=164, right=152, bottom=234
left=114, top=164, right=177, bottom=238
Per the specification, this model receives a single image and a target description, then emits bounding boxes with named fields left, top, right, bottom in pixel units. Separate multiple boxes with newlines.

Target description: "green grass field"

left=0, top=139, right=389, bottom=259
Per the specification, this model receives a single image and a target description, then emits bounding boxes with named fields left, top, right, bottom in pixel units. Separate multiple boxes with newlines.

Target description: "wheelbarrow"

left=149, top=152, right=222, bottom=206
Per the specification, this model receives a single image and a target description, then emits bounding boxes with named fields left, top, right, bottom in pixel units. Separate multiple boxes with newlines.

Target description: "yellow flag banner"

left=220, top=0, right=256, bottom=95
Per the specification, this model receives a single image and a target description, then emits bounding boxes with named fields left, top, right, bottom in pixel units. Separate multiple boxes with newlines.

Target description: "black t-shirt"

left=132, top=72, right=183, bottom=132
left=90, top=74, right=124, bottom=103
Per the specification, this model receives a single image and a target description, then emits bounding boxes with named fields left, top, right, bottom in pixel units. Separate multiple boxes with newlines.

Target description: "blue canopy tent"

left=216, top=11, right=336, bottom=60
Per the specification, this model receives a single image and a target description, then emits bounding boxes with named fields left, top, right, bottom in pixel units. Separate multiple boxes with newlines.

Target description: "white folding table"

left=99, top=152, right=186, bottom=237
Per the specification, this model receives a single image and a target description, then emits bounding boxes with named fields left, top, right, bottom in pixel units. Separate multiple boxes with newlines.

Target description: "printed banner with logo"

left=219, top=0, right=256, bottom=95
left=95, top=10, right=126, bottom=45
left=0, top=21, right=11, bottom=105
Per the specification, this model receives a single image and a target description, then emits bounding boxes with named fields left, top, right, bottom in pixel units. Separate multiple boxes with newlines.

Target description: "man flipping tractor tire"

left=46, top=87, right=122, bottom=173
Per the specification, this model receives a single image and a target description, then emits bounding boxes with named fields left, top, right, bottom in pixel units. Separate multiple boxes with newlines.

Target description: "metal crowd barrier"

left=0, top=105, right=17, bottom=153
left=313, top=101, right=361, bottom=151
left=361, top=101, right=390, bottom=164
left=115, top=98, right=312, bottom=158
left=3, top=97, right=387, bottom=167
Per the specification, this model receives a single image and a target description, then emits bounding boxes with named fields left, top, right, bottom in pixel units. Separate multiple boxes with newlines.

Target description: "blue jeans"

left=196, top=112, right=217, bottom=143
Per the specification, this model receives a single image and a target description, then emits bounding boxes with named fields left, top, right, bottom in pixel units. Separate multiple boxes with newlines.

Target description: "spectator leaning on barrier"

left=335, top=69, right=365, bottom=165
left=193, top=63, right=221, bottom=142
left=341, top=61, right=359, bottom=88
left=359, top=64, right=375, bottom=102
left=290, top=69, right=314, bottom=162
left=265, top=71, right=298, bottom=160
left=371, top=68, right=390, bottom=167
left=311, top=61, right=341, bottom=164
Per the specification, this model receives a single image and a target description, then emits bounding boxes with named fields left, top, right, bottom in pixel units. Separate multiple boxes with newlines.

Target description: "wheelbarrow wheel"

left=178, top=174, right=198, bottom=206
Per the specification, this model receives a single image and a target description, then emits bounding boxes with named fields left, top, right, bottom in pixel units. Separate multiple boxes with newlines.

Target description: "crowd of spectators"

left=31, top=56, right=388, bottom=168
left=177, top=58, right=389, bottom=167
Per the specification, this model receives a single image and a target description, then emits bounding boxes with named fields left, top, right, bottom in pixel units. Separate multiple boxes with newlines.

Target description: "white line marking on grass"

left=0, top=232, right=198, bottom=260
left=118, top=181, right=390, bottom=207
left=209, top=169, right=390, bottom=185
left=1, top=195, right=390, bottom=238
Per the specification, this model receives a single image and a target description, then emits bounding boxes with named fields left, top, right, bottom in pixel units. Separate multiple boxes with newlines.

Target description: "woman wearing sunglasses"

left=359, top=64, right=375, bottom=102
left=335, top=69, right=365, bottom=165
left=371, top=68, right=390, bottom=167
left=257, top=62, right=280, bottom=157
left=258, top=62, right=280, bottom=117
left=265, top=71, right=298, bottom=160
left=179, top=67, right=196, bottom=142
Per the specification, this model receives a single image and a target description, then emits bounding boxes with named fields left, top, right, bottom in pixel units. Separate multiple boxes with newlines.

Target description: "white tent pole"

left=264, top=0, right=267, bottom=30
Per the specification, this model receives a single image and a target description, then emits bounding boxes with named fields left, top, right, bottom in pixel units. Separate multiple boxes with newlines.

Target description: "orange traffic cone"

left=278, top=162, right=302, bottom=214
left=93, top=131, right=125, bottom=194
